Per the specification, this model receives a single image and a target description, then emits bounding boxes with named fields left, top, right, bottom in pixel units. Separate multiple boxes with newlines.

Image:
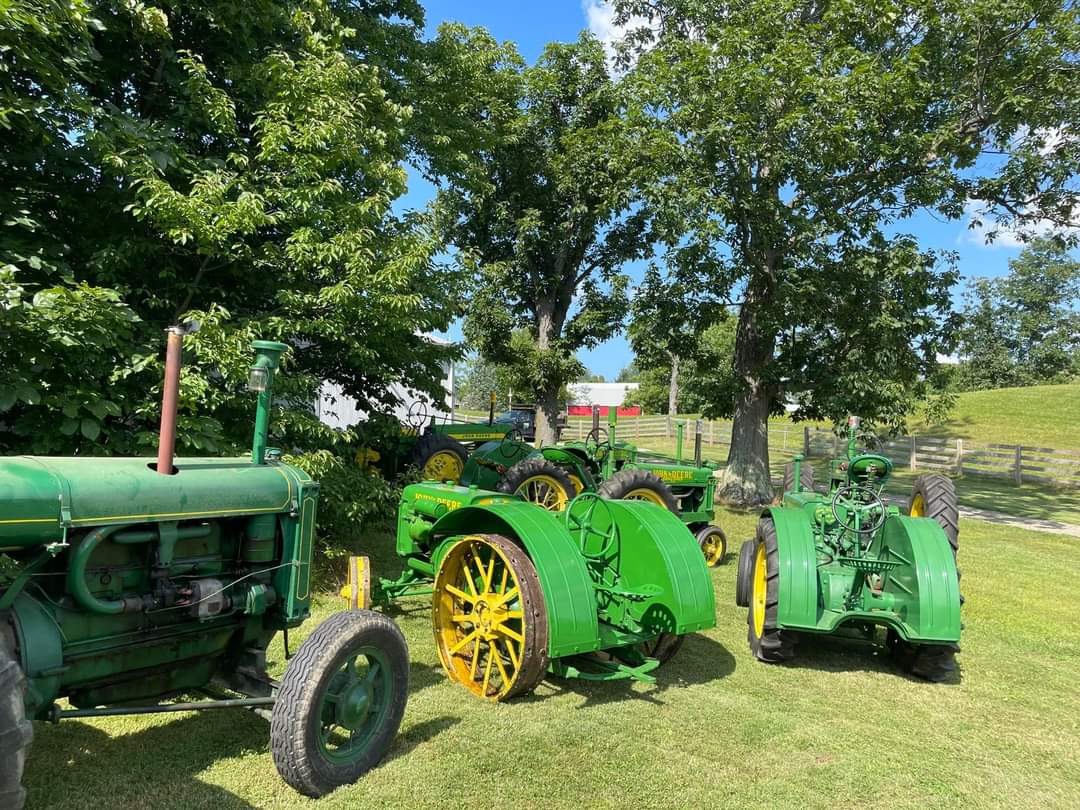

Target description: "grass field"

left=24, top=513, right=1080, bottom=809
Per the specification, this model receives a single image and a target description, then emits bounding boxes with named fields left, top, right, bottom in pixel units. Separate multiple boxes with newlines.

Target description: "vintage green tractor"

left=735, top=416, right=961, bottom=680
left=0, top=330, right=409, bottom=806
left=351, top=482, right=716, bottom=700
left=449, top=408, right=728, bottom=567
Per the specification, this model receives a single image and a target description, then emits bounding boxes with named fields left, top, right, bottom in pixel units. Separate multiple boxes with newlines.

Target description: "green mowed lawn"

left=25, top=514, right=1080, bottom=809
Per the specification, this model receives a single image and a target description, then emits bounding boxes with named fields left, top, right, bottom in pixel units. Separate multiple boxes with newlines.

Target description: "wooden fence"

left=455, top=412, right=1080, bottom=488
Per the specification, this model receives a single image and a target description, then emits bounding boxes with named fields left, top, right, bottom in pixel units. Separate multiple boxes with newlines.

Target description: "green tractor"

left=350, top=481, right=715, bottom=700
left=735, top=416, right=961, bottom=680
left=449, top=407, right=728, bottom=567
left=0, top=331, right=409, bottom=806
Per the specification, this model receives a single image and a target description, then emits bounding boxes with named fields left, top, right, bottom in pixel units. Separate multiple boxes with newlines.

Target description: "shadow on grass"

left=384, top=714, right=461, bottom=765
left=27, top=710, right=266, bottom=809
left=529, top=633, right=736, bottom=709
left=778, top=632, right=963, bottom=686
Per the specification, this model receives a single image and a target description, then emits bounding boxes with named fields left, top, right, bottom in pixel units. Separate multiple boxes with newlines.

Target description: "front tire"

left=782, top=460, right=815, bottom=494
left=747, top=517, right=796, bottom=663
left=597, top=469, right=678, bottom=513
left=497, top=458, right=578, bottom=511
left=734, top=538, right=755, bottom=607
left=412, top=433, right=469, bottom=483
left=695, top=524, right=728, bottom=567
left=909, top=474, right=959, bottom=559
left=0, top=623, right=31, bottom=810
left=639, top=633, right=684, bottom=664
left=271, top=610, right=409, bottom=798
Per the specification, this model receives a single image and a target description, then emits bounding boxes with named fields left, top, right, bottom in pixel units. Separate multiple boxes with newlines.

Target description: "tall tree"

left=956, top=237, right=1080, bottom=390
left=1, top=1, right=460, bottom=455
left=628, top=263, right=722, bottom=421
left=615, top=0, right=1080, bottom=504
left=440, top=32, right=648, bottom=444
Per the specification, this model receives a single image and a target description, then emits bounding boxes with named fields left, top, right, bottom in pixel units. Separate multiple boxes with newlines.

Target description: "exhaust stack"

left=156, top=326, right=186, bottom=475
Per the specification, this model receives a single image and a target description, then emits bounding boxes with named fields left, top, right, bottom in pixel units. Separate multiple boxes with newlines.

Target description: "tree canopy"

left=614, top=0, right=1080, bottom=503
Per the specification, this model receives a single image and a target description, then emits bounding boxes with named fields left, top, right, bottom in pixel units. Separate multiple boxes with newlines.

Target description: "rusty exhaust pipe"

left=156, top=326, right=185, bottom=475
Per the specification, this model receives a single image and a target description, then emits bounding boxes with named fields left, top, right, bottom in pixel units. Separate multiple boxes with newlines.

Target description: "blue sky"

left=405, top=0, right=1039, bottom=380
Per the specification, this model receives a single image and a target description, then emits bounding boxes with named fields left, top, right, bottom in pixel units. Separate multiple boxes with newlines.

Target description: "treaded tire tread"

left=411, top=433, right=469, bottom=482
left=0, top=622, right=30, bottom=810
left=747, top=517, right=796, bottom=663
left=910, top=474, right=959, bottom=558
left=270, top=610, right=408, bottom=798
left=782, top=461, right=815, bottom=495
left=735, top=539, right=755, bottom=607
left=596, top=469, right=678, bottom=513
left=496, top=458, right=578, bottom=505
left=886, top=629, right=958, bottom=683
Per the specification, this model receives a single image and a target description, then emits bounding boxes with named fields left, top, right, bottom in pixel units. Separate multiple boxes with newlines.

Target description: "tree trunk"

left=716, top=286, right=776, bottom=506
left=666, top=352, right=680, bottom=433
left=534, top=302, right=560, bottom=446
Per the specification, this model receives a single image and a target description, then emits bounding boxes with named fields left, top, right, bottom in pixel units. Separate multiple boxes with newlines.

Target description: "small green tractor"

left=735, top=416, right=961, bottom=680
left=448, top=407, right=728, bottom=567
left=349, top=482, right=716, bottom=700
left=1, top=331, right=409, bottom=806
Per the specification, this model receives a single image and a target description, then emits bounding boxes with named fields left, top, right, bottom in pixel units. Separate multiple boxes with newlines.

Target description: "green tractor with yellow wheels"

left=446, top=407, right=728, bottom=568
left=350, top=481, right=716, bottom=700
left=736, top=416, right=961, bottom=680
left=1, top=331, right=409, bottom=806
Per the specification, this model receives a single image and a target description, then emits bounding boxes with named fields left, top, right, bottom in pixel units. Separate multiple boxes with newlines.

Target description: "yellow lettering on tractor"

left=412, top=492, right=464, bottom=511
left=656, top=470, right=694, bottom=481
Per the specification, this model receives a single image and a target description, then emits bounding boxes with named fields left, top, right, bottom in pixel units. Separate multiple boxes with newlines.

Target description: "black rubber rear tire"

left=271, top=610, right=408, bottom=797
left=497, top=458, right=578, bottom=511
left=735, top=538, right=755, bottom=607
left=747, top=517, right=796, bottom=663
left=909, top=474, right=959, bottom=559
left=0, top=622, right=30, bottom=810
left=782, top=461, right=815, bottom=494
left=695, top=524, right=728, bottom=567
left=886, top=629, right=958, bottom=683
left=596, top=468, right=678, bottom=513
left=411, top=433, right=469, bottom=483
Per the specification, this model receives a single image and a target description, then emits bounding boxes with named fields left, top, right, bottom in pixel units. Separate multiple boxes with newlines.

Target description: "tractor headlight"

left=248, top=367, right=269, bottom=392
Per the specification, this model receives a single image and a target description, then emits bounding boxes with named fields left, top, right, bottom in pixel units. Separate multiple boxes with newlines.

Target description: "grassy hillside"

left=26, top=516, right=1080, bottom=809
left=900, top=383, right=1080, bottom=449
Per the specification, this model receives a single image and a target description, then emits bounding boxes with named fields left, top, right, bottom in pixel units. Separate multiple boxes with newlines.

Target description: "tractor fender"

left=603, top=501, right=716, bottom=635
left=428, top=502, right=600, bottom=658
left=879, top=515, right=961, bottom=643
left=762, top=507, right=821, bottom=629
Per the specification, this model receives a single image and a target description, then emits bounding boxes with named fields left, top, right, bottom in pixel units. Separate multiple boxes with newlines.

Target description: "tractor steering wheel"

left=585, top=427, right=610, bottom=459
left=406, top=400, right=429, bottom=430
left=565, top=493, right=619, bottom=558
left=498, top=427, right=525, bottom=458
left=831, top=484, right=886, bottom=538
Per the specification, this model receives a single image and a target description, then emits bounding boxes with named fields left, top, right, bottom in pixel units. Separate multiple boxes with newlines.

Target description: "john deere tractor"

left=348, top=482, right=716, bottom=700
left=0, top=330, right=409, bottom=806
left=735, top=416, right=961, bottom=680
left=449, top=407, right=728, bottom=567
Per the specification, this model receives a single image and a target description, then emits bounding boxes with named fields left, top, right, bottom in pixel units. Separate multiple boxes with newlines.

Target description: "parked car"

left=494, top=405, right=536, bottom=441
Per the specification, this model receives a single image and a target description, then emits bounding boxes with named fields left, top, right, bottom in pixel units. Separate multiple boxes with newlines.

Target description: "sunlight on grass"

left=24, top=517, right=1080, bottom=809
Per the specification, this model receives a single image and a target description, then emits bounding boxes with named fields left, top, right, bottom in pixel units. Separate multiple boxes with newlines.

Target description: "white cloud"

left=582, top=1, right=654, bottom=69
left=961, top=199, right=1078, bottom=249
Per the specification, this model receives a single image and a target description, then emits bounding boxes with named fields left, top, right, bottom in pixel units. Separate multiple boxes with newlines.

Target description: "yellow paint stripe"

left=0, top=518, right=55, bottom=525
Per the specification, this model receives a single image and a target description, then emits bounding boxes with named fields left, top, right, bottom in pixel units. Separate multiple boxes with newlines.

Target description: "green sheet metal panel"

left=604, top=500, right=716, bottom=634
left=766, top=506, right=822, bottom=629
left=430, top=501, right=600, bottom=659
left=882, top=515, right=961, bottom=643
left=0, top=457, right=306, bottom=546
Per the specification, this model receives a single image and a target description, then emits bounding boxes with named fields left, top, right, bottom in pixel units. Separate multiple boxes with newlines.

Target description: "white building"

left=567, top=382, right=639, bottom=408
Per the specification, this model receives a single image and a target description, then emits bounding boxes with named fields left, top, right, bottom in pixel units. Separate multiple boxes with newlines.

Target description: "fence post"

left=1014, top=445, right=1022, bottom=486
left=803, top=427, right=810, bottom=456
left=666, top=414, right=672, bottom=438
left=635, top=417, right=640, bottom=441
left=832, top=432, right=838, bottom=455
left=709, top=420, right=714, bottom=446
left=910, top=436, right=917, bottom=472
left=955, top=438, right=963, bottom=475
left=578, top=420, right=583, bottom=440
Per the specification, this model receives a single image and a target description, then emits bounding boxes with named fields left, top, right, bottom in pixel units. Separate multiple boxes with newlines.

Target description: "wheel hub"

left=336, top=679, right=373, bottom=731
left=473, top=598, right=508, bottom=639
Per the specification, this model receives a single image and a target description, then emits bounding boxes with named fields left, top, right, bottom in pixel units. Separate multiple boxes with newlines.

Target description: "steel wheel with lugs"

left=432, top=534, right=549, bottom=701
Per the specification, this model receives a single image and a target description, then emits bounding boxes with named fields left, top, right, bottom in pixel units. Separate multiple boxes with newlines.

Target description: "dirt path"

left=956, top=505, right=1080, bottom=537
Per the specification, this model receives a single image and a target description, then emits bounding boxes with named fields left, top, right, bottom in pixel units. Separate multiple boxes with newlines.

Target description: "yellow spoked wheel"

left=695, top=525, right=728, bottom=567
left=623, top=488, right=667, bottom=506
left=432, top=534, right=548, bottom=701
left=909, top=492, right=925, bottom=517
left=516, top=474, right=572, bottom=511
left=422, top=449, right=464, bottom=482
left=746, top=517, right=795, bottom=663
left=567, top=473, right=586, bottom=496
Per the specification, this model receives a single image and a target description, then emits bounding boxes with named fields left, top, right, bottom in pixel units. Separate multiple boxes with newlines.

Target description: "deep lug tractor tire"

left=909, top=474, right=959, bottom=559
left=735, top=539, right=755, bottom=607
left=433, top=534, right=549, bottom=701
left=271, top=610, right=409, bottom=798
left=886, top=629, right=958, bottom=683
left=695, top=524, right=728, bottom=567
left=639, top=633, right=685, bottom=665
left=747, top=517, right=796, bottom=663
left=596, top=469, right=678, bottom=513
left=497, top=458, right=578, bottom=512
left=0, top=624, right=31, bottom=810
left=782, top=460, right=815, bottom=494
left=412, top=433, right=468, bottom=483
